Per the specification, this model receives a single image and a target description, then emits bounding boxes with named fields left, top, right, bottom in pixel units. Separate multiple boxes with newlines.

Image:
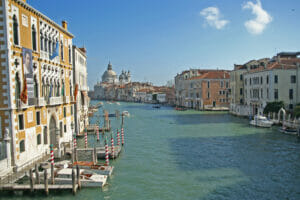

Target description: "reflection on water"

left=2, top=101, right=300, bottom=200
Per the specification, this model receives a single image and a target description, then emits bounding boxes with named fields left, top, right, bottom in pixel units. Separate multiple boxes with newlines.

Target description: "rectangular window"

left=220, top=81, right=223, bottom=88
left=207, top=92, right=210, bottom=99
left=240, top=88, right=243, bottom=95
left=289, top=89, right=293, bottom=100
left=37, top=134, right=41, bottom=145
left=261, top=88, right=263, bottom=99
left=71, top=105, right=73, bottom=115
left=274, top=75, right=278, bottom=83
left=219, top=91, right=222, bottom=95
left=274, top=89, right=278, bottom=100
left=266, top=75, right=269, bottom=84
left=207, top=81, right=210, bottom=88
left=289, top=104, right=293, bottom=110
left=18, top=114, right=24, bottom=130
left=64, top=124, right=67, bottom=133
left=64, top=107, right=66, bottom=118
left=36, top=111, right=40, bottom=125
left=260, top=77, right=263, bottom=84
left=291, top=75, right=296, bottom=83
left=267, top=88, right=269, bottom=99
left=240, top=74, right=243, bottom=81
left=226, top=82, right=229, bottom=88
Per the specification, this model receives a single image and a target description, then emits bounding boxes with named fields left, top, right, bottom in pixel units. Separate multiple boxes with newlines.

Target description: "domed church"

left=101, top=62, right=131, bottom=84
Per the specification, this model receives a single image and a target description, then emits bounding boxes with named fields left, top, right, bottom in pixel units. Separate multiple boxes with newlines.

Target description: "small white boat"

left=55, top=168, right=108, bottom=188
left=279, top=127, right=298, bottom=135
left=116, top=102, right=120, bottom=105
left=249, top=115, right=273, bottom=128
left=122, top=111, right=130, bottom=117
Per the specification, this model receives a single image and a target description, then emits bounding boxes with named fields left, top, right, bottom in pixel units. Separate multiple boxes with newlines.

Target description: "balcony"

left=34, top=98, right=46, bottom=107
left=63, top=96, right=70, bottom=104
left=47, top=96, right=62, bottom=106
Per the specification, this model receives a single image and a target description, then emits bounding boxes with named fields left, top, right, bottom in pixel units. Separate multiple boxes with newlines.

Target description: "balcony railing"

left=34, top=98, right=46, bottom=107
left=63, top=96, right=70, bottom=104
left=48, top=96, right=62, bottom=105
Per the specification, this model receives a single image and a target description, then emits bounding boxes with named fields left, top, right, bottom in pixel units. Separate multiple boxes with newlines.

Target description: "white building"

left=72, top=46, right=89, bottom=135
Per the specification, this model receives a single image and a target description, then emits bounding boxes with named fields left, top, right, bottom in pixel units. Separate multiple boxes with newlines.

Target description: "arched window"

left=15, top=72, right=21, bottom=100
left=32, top=25, right=37, bottom=51
left=60, top=41, right=64, bottom=60
left=40, top=33, right=43, bottom=51
left=19, top=140, right=25, bottom=153
left=57, top=83, right=60, bottom=96
left=13, top=15, right=19, bottom=45
left=44, top=36, right=48, bottom=52
left=69, top=81, right=72, bottom=97
left=48, top=39, right=52, bottom=55
left=62, top=81, right=65, bottom=96
left=68, top=45, right=71, bottom=63
left=34, top=75, right=38, bottom=98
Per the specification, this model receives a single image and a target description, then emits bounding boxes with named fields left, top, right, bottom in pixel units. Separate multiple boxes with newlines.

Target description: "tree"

left=263, top=101, right=285, bottom=114
left=294, top=103, right=300, bottom=118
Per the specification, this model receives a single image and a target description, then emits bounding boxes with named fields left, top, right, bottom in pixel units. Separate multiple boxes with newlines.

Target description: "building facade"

left=244, top=53, right=300, bottom=116
left=73, top=46, right=89, bottom=135
left=0, top=0, right=75, bottom=175
left=175, top=69, right=230, bottom=110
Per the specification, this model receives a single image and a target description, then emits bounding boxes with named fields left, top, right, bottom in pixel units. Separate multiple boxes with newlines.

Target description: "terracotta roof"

left=189, top=71, right=230, bottom=80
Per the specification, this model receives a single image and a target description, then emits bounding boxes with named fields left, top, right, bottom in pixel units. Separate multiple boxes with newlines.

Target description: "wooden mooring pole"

left=29, top=168, right=34, bottom=193
left=76, top=165, right=81, bottom=189
left=44, top=169, right=49, bottom=195
left=51, top=164, right=54, bottom=184
left=72, top=169, right=76, bottom=195
left=35, top=164, right=40, bottom=184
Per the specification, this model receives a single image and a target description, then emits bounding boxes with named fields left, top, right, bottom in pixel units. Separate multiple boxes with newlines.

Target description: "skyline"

left=28, top=0, right=300, bottom=87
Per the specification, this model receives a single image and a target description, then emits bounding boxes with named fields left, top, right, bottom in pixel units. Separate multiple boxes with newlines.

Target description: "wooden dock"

left=0, top=183, right=77, bottom=191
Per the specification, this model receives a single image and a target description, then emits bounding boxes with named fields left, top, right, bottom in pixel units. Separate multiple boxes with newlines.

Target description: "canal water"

left=3, top=101, right=300, bottom=200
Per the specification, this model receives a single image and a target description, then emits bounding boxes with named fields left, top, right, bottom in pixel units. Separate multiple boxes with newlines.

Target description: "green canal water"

left=2, top=101, right=300, bottom=200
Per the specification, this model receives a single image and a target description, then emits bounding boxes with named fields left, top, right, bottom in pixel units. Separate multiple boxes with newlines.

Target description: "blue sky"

left=28, top=0, right=300, bottom=88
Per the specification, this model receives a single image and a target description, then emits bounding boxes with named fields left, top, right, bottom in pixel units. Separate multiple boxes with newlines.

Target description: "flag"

left=74, top=84, right=78, bottom=101
left=50, top=42, right=59, bottom=60
left=49, top=84, right=53, bottom=98
left=20, top=77, right=27, bottom=103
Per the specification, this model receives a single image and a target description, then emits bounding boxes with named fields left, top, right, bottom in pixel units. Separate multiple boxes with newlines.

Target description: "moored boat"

left=175, top=106, right=187, bottom=111
left=71, top=161, right=114, bottom=176
left=55, top=168, right=108, bottom=188
left=249, top=115, right=273, bottom=128
left=279, top=126, right=298, bottom=135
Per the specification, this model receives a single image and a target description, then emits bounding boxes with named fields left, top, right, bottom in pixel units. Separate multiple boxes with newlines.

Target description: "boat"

left=122, top=111, right=130, bottom=117
left=279, top=126, right=298, bottom=135
left=55, top=168, right=108, bottom=188
left=71, top=161, right=114, bottom=176
left=175, top=106, right=187, bottom=111
left=249, top=115, right=273, bottom=128
left=116, top=102, right=120, bottom=105
left=152, top=105, right=161, bottom=108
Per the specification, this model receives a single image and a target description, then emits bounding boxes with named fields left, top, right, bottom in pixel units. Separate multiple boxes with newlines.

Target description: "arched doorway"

left=49, top=116, right=57, bottom=147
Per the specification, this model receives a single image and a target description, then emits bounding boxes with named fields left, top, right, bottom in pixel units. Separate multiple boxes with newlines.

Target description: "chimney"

left=62, top=20, right=68, bottom=30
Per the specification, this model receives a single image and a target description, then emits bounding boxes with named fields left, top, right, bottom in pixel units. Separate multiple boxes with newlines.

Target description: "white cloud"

left=242, top=0, right=272, bottom=35
left=200, top=7, right=229, bottom=30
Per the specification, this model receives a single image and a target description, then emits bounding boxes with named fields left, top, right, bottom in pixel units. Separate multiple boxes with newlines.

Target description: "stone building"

left=175, top=69, right=230, bottom=110
left=243, top=52, right=300, bottom=116
left=93, top=62, right=131, bottom=100
left=72, top=46, right=89, bottom=135
left=0, top=0, right=75, bottom=176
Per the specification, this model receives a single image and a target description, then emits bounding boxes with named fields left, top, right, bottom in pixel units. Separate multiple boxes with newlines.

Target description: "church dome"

left=102, top=62, right=118, bottom=83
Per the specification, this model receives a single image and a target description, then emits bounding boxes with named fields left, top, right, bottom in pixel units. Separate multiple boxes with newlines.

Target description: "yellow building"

left=0, top=0, right=75, bottom=175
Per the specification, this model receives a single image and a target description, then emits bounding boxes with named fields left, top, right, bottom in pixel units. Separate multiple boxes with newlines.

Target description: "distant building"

left=175, top=69, right=230, bottom=110
left=93, top=62, right=131, bottom=99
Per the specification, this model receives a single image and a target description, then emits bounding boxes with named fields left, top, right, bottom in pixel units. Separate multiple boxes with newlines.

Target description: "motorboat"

left=55, top=168, right=108, bottom=188
left=152, top=105, right=161, bottom=109
left=122, top=111, right=130, bottom=117
left=279, top=126, right=298, bottom=135
left=71, top=161, right=114, bottom=176
left=175, top=106, right=187, bottom=111
left=249, top=115, right=273, bottom=128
